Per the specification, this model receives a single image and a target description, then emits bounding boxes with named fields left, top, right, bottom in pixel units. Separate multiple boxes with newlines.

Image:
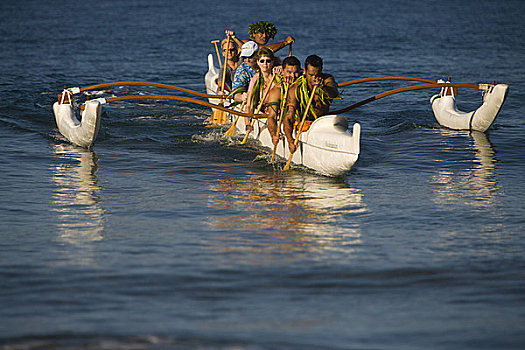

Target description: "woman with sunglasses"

left=244, top=47, right=281, bottom=132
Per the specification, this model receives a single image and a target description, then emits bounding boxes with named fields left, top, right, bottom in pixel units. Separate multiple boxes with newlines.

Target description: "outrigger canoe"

left=51, top=54, right=507, bottom=176
left=205, top=54, right=361, bottom=176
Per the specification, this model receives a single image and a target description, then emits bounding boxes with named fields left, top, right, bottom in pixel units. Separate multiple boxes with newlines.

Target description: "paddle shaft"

left=331, top=82, right=483, bottom=115
left=270, top=83, right=290, bottom=162
left=283, top=85, right=317, bottom=171
left=220, top=36, right=231, bottom=93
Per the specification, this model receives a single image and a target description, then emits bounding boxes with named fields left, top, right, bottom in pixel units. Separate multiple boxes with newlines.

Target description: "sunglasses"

left=258, top=58, right=272, bottom=64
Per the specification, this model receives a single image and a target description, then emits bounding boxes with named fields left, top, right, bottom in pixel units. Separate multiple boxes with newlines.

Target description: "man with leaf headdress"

left=225, top=21, right=294, bottom=54
left=283, top=55, right=339, bottom=154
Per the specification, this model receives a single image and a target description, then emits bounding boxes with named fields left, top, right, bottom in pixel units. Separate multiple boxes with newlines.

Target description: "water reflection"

left=52, top=144, right=105, bottom=245
left=431, top=130, right=499, bottom=207
left=208, top=171, right=366, bottom=257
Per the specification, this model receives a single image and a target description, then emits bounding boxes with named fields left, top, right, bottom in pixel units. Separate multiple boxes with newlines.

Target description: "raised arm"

left=225, top=30, right=244, bottom=55
left=265, top=36, right=295, bottom=53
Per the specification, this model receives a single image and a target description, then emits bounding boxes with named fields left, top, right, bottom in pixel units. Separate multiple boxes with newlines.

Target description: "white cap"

left=240, top=41, right=259, bottom=57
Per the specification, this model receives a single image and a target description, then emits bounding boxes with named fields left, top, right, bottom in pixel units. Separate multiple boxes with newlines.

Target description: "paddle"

left=283, top=85, right=317, bottom=171
left=211, top=40, right=222, bottom=69
left=289, top=43, right=292, bottom=57
left=222, top=99, right=246, bottom=137
left=270, top=83, right=290, bottom=162
left=209, top=35, right=231, bottom=125
left=220, top=36, right=230, bottom=93
left=240, top=74, right=275, bottom=145
left=330, top=82, right=482, bottom=115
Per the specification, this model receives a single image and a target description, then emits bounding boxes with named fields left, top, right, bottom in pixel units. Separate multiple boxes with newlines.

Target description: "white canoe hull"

left=233, top=114, right=360, bottom=177
left=53, top=100, right=102, bottom=148
left=430, top=82, right=508, bottom=132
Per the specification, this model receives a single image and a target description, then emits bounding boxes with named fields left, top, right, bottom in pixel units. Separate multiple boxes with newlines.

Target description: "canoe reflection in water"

left=431, top=130, right=499, bottom=208
left=207, top=171, right=367, bottom=257
left=52, top=144, right=105, bottom=248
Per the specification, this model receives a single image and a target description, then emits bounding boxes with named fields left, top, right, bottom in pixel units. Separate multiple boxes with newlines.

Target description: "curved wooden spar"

left=338, top=76, right=437, bottom=87
left=98, top=94, right=266, bottom=119
left=77, top=81, right=227, bottom=99
left=331, top=82, right=482, bottom=115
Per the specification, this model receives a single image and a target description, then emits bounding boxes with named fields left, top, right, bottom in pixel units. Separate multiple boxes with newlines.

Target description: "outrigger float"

left=51, top=55, right=508, bottom=176
left=430, top=80, right=508, bottom=132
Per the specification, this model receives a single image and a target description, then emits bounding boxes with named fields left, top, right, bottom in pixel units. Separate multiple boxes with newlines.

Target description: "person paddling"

left=244, top=47, right=280, bottom=133
left=283, top=55, right=339, bottom=154
left=266, top=56, right=302, bottom=147
left=231, top=41, right=259, bottom=104
left=215, top=37, right=240, bottom=93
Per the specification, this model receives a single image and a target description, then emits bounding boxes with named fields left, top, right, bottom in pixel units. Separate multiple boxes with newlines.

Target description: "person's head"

left=254, top=47, right=277, bottom=74
left=240, top=41, right=259, bottom=67
left=304, top=54, right=324, bottom=86
left=248, top=21, right=277, bottom=46
left=281, top=56, right=301, bottom=82
left=221, top=38, right=239, bottom=61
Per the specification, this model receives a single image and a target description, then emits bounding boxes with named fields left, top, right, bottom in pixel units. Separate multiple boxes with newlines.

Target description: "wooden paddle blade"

left=208, top=109, right=228, bottom=125
left=222, top=115, right=240, bottom=137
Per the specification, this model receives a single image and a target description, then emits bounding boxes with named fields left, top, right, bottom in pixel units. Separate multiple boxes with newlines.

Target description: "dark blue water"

left=1, top=0, right=524, bottom=349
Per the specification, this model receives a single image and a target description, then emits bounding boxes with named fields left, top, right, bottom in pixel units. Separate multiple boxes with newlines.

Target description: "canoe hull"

left=235, top=114, right=360, bottom=177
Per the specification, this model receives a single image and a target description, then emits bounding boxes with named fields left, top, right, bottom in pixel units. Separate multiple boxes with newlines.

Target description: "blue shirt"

left=232, top=61, right=256, bottom=92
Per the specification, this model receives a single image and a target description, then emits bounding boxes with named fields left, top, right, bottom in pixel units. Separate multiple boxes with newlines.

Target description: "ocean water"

left=1, top=0, right=524, bottom=349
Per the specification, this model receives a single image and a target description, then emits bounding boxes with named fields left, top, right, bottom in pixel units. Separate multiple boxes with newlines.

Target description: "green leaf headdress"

left=248, top=21, right=277, bottom=40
